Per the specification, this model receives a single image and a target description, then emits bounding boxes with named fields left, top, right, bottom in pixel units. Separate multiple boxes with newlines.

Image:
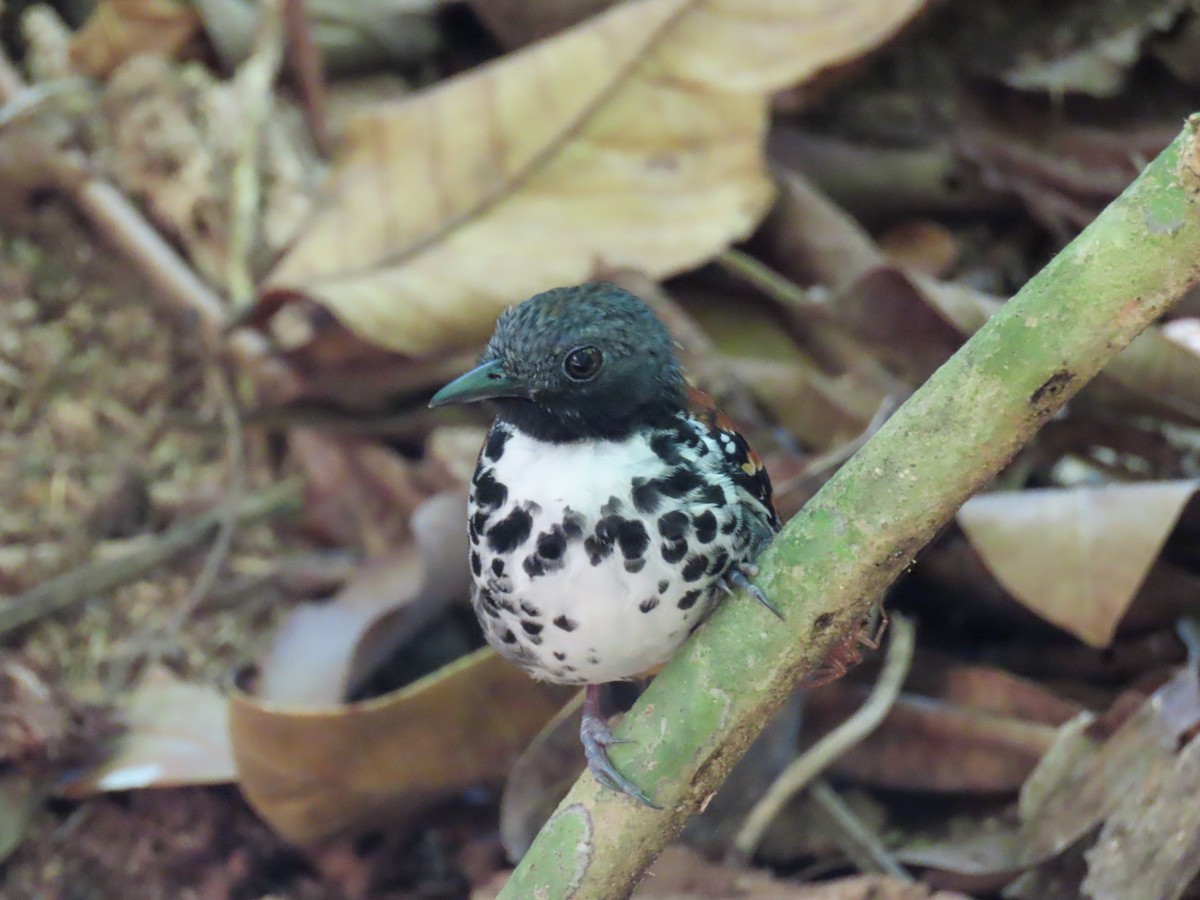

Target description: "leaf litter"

left=4, top=0, right=1200, bottom=896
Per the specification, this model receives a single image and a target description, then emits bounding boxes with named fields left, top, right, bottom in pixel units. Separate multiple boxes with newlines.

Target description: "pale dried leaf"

left=63, top=667, right=235, bottom=796
left=1082, top=729, right=1200, bottom=899
left=263, top=0, right=930, bottom=356
left=1017, top=663, right=1200, bottom=875
left=957, top=481, right=1199, bottom=647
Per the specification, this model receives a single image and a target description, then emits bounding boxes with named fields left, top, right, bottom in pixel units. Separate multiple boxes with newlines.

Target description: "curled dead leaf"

left=256, top=491, right=469, bottom=706
left=230, top=648, right=571, bottom=845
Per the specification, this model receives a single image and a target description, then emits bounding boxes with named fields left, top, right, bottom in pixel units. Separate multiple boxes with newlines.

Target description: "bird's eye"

left=563, top=346, right=603, bottom=381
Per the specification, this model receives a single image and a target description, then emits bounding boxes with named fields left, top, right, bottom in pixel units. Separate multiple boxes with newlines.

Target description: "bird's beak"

left=428, top=359, right=529, bottom=407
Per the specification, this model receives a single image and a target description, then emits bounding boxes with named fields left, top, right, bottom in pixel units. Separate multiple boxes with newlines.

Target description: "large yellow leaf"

left=263, top=0, right=929, bottom=356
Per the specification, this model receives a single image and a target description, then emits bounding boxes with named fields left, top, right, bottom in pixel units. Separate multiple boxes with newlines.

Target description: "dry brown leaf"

left=230, top=648, right=571, bottom=844
left=804, top=682, right=1064, bottom=794
left=70, top=0, right=201, bottom=79
left=877, top=220, right=959, bottom=277
left=1087, top=325, right=1200, bottom=425
left=262, top=0, right=930, bottom=356
left=957, top=481, right=1199, bottom=647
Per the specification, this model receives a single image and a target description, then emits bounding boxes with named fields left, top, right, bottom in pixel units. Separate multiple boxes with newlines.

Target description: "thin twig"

left=163, top=365, right=247, bottom=632
left=808, top=779, right=913, bottom=881
left=716, top=248, right=832, bottom=322
left=732, top=613, right=915, bottom=859
left=282, top=0, right=331, bottom=157
left=228, top=0, right=285, bottom=308
left=0, top=480, right=304, bottom=636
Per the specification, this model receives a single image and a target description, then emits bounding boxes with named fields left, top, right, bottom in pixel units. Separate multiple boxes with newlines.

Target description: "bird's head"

left=429, top=283, right=685, bottom=443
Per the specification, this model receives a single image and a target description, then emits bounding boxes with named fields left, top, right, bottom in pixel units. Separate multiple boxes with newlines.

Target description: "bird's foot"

left=581, top=685, right=660, bottom=809
left=803, top=607, right=890, bottom=688
left=724, top=564, right=784, bottom=620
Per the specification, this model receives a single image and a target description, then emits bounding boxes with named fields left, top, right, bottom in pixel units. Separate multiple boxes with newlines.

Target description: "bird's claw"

left=580, top=710, right=660, bottom=809
left=726, top=565, right=784, bottom=620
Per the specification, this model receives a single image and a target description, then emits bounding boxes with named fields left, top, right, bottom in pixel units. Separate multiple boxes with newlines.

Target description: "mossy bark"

left=498, top=117, right=1200, bottom=900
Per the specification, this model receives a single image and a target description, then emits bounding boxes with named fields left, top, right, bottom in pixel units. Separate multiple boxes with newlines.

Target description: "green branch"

left=498, top=116, right=1200, bottom=899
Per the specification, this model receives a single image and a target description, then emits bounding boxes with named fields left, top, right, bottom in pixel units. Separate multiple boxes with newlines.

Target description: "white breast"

left=467, top=420, right=749, bottom=685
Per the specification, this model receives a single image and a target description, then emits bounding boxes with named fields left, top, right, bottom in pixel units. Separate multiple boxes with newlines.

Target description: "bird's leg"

left=580, top=683, right=660, bottom=809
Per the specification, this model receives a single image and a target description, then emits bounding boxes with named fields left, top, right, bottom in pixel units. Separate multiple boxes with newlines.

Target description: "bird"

left=429, top=282, right=780, bottom=807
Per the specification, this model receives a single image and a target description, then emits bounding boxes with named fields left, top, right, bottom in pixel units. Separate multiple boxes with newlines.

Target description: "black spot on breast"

left=521, top=620, right=543, bottom=636
left=617, top=519, right=649, bottom=560
left=554, top=651, right=567, bottom=661
left=584, top=514, right=623, bottom=565
left=502, top=629, right=517, bottom=644
left=470, top=550, right=482, bottom=576
left=520, top=602, right=540, bottom=617
left=658, top=467, right=702, bottom=498
left=554, top=615, right=577, bottom=631
left=487, top=507, right=533, bottom=553
left=523, top=555, right=546, bottom=577
left=491, top=558, right=505, bottom=576
left=631, top=477, right=662, bottom=514
left=587, top=654, right=600, bottom=665
left=473, top=469, right=507, bottom=510
left=657, top=579, right=669, bottom=594
left=707, top=549, right=730, bottom=576
left=658, top=510, right=689, bottom=539
left=639, top=597, right=659, bottom=613
left=692, top=510, right=718, bottom=544
left=699, top=484, right=726, bottom=506
left=601, top=496, right=624, bottom=517
left=562, top=508, right=586, bottom=540
left=650, top=430, right=683, bottom=465
left=681, top=555, right=707, bottom=582
left=537, top=528, right=567, bottom=560
left=483, top=426, right=510, bottom=462
left=661, top=537, right=688, bottom=563
left=721, top=515, right=738, bottom=535
left=624, top=558, right=646, bottom=573
left=677, top=589, right=702, bottom=610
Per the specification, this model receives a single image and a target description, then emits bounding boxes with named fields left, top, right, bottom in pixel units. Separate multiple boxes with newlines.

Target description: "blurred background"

left=1, top=0, right=1200, bottom=897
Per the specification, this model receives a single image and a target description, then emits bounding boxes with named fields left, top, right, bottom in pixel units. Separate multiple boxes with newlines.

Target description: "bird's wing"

left=686, top=386, right=780, bottom=532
